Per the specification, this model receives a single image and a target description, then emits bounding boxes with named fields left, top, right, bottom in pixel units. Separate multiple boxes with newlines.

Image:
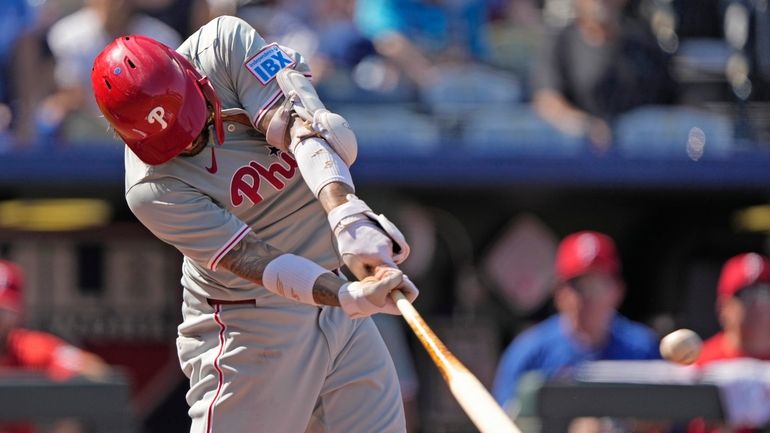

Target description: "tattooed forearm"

left=317, top=182, right=355, bottom=213
left=218, top=232, right=345, bottom=307
left=218, top=232, right=283, bottom=285
left=312, top=273, right=343, bottom=306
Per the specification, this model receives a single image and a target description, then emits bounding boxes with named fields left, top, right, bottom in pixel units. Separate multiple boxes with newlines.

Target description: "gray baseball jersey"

left=125, top=17, right=339, bottom=304
left=124, top=16, right=405, bottom=433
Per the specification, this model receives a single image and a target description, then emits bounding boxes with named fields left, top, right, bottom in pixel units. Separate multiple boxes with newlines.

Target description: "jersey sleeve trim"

left=252, top=72, right=314, bottom=127
left=208, top=225, right=251, bottom=271
left=254, top=89, right=283, bottom=127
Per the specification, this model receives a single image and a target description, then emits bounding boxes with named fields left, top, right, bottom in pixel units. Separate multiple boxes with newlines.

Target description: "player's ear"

left=553, top=282, right=574, bottom=311
left=715, top=296, right=735, bottom=329
left=611, top=278, right=625, bottom=305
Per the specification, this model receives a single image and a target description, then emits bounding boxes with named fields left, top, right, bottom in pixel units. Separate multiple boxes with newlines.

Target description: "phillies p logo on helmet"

left=147, top=106, right=168, bottom=130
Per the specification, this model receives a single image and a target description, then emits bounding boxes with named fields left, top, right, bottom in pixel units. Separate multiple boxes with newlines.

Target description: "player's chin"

left=179, top=140, right=208, bottom=158
left=180, top=126, right=211, bottom=158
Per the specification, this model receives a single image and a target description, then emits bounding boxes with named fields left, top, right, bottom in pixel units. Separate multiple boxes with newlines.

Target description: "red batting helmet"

left=556, top=231, right=620, bottom=281
left=91, top=35, right=224, bottom=165
left=0, top=260, right=22, bottom=313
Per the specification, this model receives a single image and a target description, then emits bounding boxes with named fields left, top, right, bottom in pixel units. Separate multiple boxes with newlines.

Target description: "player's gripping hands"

left=338, top=267, right=419, bottom=319
left=261, top=253, right=418, bottom=318
left=328, top=194, right=410, bottom=279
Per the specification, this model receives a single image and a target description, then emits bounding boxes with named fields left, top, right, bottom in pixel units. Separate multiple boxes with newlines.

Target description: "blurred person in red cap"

left=0, top=259, right=110, bottom=433
left=492, top=230, right=660, bottom=413
left=684, top=255, right=770, bottom=433
left=0, top=260, right=109, bottom=381
left=697, top=253, right=770, bottom=365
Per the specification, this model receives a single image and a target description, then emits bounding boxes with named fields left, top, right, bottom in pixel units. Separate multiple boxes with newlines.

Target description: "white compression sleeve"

left=262, top=254, right=331, bottom=305
left=290, top=137, right=354, bottom=197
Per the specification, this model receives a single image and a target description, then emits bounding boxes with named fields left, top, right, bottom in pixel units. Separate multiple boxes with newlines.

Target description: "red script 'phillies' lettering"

left=230, top=152, right=298, bottom=206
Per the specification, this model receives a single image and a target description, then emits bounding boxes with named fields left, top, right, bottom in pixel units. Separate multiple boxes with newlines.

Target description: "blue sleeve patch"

left=244, top=43, right=297, bottom=85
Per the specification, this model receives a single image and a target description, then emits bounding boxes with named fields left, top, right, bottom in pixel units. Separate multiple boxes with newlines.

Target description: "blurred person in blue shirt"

left=353, top=0, right=491, bottom=89
left=492, top=230, right=660, bottom=413
left=0, top=0, right=43, bottom=146
left=312, top=0, right=377, bottom=83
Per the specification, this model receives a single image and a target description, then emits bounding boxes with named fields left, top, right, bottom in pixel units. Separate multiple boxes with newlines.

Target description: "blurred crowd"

left=0, top=0, right=769, bottom=156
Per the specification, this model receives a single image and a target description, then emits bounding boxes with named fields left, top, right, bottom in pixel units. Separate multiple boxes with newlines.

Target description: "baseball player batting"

left=91, top=16, right=419, bottom=433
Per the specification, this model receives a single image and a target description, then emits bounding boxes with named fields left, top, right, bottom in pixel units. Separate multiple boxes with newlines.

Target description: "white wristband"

left=262, top=254, right=331, bottom=305
left=290, top=137, right=354, bottom=197
left=338, top=282, right=368, bottom=319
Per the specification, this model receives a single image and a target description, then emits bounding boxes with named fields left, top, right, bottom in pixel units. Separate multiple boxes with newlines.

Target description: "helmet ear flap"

left=196, top=75, right=224, bottom=145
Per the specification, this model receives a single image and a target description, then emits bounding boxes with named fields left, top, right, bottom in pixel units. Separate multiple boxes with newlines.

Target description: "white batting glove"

left=335, top=214, right=396, bottom=277
left=328, top=195, right=410, bottom=278
left=338, top=268, right=419, bottom=319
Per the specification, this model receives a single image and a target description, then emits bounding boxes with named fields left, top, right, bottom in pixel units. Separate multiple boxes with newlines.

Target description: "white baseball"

left=659, top=328, right=703, bottom=365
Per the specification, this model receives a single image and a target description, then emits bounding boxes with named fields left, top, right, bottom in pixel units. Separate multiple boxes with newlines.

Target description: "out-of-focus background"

left=2, top=0, right=770, bottom=432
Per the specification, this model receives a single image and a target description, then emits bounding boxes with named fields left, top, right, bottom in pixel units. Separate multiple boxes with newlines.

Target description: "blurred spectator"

left=235, top=0, right=325, bottom=73
left=352, top=0, right=492, bottom=91
left=205, top=0, right=239, bottom=17
left=134, top=0, right=212, bottom=39
left=311, top=0, right=376, bottom=84
left=0, top=0, right=43, bottom=147
left=531, top=0, right=677, bottom=152
left=0, top=259, right=110, bottom=433
left=485, top=0, right=544, bottom=80
left=41, top=0, right=181, bottom=142
left=494, top=0, right=544, bottom=29
left=492, top=231, right=660, bottom=413
left=697, top=253, right=770, bottom=365
left=0, top=259, right=109, bottom=380
left=686, top=253, right=770, bottom=433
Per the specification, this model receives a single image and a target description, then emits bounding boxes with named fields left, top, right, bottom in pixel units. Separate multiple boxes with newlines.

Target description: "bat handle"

left=390, top=289, right=418, bottom=318
left=388, top=289, right=454, bottom=374
left=390, top=289, right=407, bottom=302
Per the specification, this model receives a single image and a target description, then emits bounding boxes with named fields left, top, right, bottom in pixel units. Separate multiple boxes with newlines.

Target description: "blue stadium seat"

left=316, top=66, right=417, bottom=107
left=614, top=106, right=734, bottom=159
left=461, top=105, right=585, bottom=156
left=420, top=64, right=522, bottom=117
left=336, top=104, right=441, bottom=151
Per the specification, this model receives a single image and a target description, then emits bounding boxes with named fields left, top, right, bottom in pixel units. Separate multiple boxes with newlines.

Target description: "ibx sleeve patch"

left=245, top=43, right=296, bottom=85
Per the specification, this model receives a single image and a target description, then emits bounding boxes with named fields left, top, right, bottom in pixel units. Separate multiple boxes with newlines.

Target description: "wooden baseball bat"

left=390, top=291, right=522, bottom=433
